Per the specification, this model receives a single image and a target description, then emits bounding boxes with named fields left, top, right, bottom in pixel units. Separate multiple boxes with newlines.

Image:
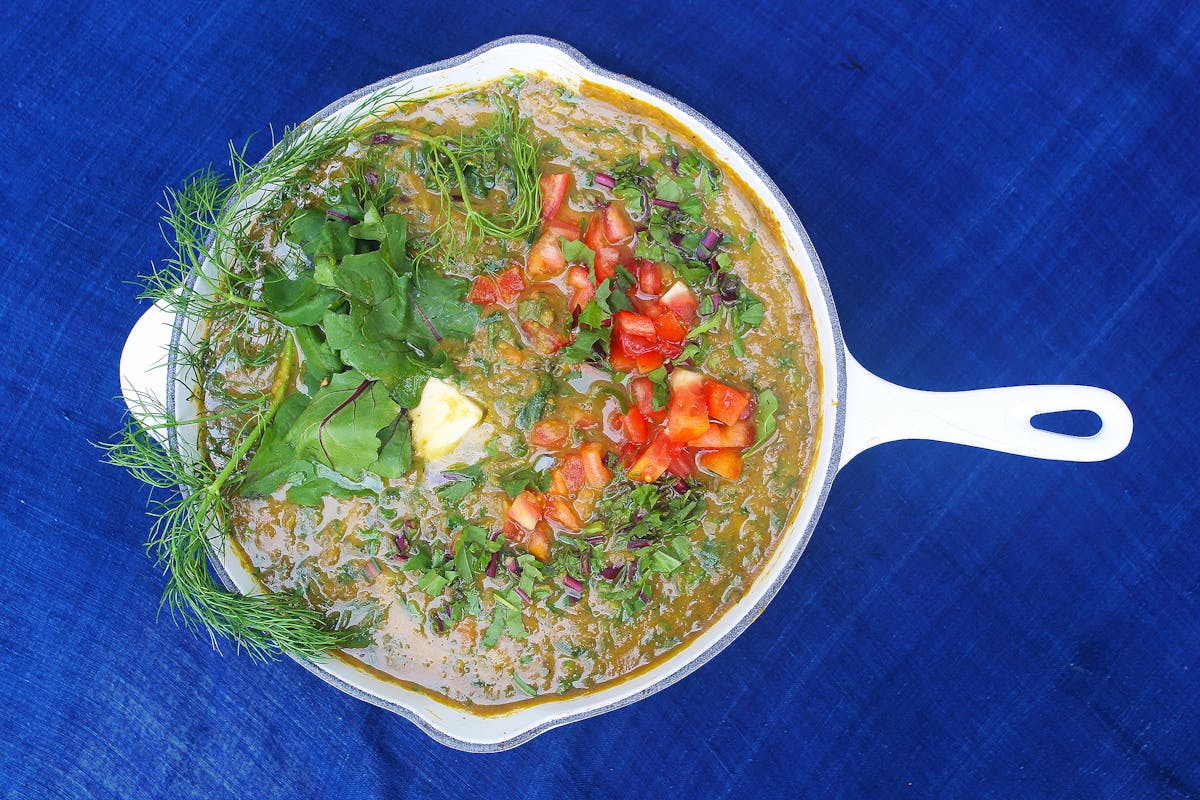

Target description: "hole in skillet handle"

left=1030, top=409, right=1103, bottom=437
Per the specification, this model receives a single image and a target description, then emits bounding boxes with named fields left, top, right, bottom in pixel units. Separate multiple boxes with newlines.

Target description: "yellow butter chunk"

left=410, top=377, right=484, bottom=460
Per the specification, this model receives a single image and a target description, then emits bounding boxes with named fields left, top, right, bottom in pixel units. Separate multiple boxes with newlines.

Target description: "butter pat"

left=410, top=377, right=484, bottom=460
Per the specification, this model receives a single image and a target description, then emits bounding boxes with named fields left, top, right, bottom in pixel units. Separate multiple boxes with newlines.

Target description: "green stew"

left=110, top=75, right=821, bottom=710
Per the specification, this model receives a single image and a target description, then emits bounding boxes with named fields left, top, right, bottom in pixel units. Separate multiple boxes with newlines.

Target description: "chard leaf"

left=261, top=266, right=340, bottom=326
left=238, top=391, right=316, bottom=497
left=372, top=414, right=412, bottom=478
left=334, top=251, right=394, bottom=305
left=285, top=370, right=401, bottom=478
left=287, top=476, right=373, bottom=507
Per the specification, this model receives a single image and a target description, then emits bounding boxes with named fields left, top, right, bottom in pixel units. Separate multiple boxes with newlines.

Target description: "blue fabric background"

left=1, top=1, right=1196, bottom=797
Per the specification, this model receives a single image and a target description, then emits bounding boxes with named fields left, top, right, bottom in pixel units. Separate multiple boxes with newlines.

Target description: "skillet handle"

left=118, top=301, right=177, bottom=443
left=839, top=351, right=1133, bottom=470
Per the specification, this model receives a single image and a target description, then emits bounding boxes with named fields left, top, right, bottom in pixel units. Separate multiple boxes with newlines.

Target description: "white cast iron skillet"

left=119, top=36, right=1133, bottom=751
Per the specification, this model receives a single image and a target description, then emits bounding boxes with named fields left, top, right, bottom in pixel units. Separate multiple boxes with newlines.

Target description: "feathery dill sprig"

left=373, top=94, right=543, bottom=265
left=109, top=89, right=414, bottom=660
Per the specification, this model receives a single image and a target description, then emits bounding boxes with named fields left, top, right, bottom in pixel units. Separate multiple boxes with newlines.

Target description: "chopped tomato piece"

left=653, top=309, right=688, bottom=343
left=548, top=469, right=568, bottom=496
left=527, top=523, right=553, bottom=562
left=540, top=172, right=572, bottom=220
left=705, top=381, right=752, bottom=426
left=580, top=442, right=613, bottom=488
left=630, top=295, right=663, bottom=318
left=531, top=419, right=570, bottom=449
left=628, top=432, right=682, bottom=483
left=634, top=349, right=665, bottom=374
left=666, top=369, right=711, bottom=442
left=594, top=245, right=629, bottom=285
left=636, top=259, right=662, bottom=295
left=583, top=211, right=607, bottom=252
left=527, top=232, right=566, bottom=278
left=618, top=333, right=659, bottom=357
left=495, top=266, right=525, bottom=304
left=566, top=407, right=598, bottom=429
left=520, top=320, right=569, bottom=356
left=618, top=441, right=639, bottom=468
left=688, top=419, right=757, bottom=449
left=602, top=202, right=635, bottom=244
left=609, top=337, right=636, bottom=373
left=659, top=340, right=684, bottom=360
left=623, top=406, right=651, bottom=444
left=508, top=491, right=544, bottom=532
left=544, top=496, right=583, bottom=530
left=668, top=448, right=694, bottom=478
left=698, top=449, right=743, bottom=480
left=561, top=452, right=585, bottom=493
left=547, top=217, right=583, bottom=244
left=630, top=377, right=654, bottom=414
left=566, top=265, right=595, bottom=312
left=660, top=281, right=699, bottom=326
left=612, top=311, right=657, bottom=340
left=501, top=518, right=521, bottom=541
left=468, top=275, right=499, bottom=306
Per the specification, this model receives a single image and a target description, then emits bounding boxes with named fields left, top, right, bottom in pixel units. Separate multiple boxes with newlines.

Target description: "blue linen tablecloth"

left=1, top=2, right=1196, bottom=797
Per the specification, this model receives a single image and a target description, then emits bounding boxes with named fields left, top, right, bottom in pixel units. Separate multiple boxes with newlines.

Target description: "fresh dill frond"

left=110, top=88, right=414, bottom=661
left=372, top=94, right=543, bottom=266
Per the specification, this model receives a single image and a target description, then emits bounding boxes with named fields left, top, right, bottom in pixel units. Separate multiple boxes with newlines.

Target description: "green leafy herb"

left=753, top=389, right=780, bottom=449
left=517, top=372, right=554, bottom=430
left=560, top=237, right=595, bottom=268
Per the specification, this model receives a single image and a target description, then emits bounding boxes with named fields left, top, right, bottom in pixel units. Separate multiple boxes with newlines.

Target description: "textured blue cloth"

left=1, top=1, right=1196, bottom=797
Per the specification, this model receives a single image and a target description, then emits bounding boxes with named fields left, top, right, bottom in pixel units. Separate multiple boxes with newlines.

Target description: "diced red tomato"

left=548, top=469, right=568, bottom=496
left=495, top=266, right=525, bottom=304
left=623, top=406, right=651, bottom=444
left=634, top=349, right=665, bottom=374
left=636, top=259, right=662, bottom=295
left=660, top=281, right=699, bottom=326
left=659, top=340, right=684, bottom=360
left=688, top=419, right=757, bottom=449
left=630, top=377, right=656, bottom=416
left=501, top=518, right=520, bottom=541
left=618, top=441, right=639, bottom=468
left=540, top=172, right=572, bottom=220
left=560, top=452, right=585, bottom=493
left=544, top=217, right=582, bottom=244
left=583, top=211, right=607, bottom=252
left=531, top=419, right=570, bottom=449
left=508, top=491, right=544, bottom=532
left=527, top=233, right=566, bottom=279
left=698, top=449, right=743, bottom=480
left=520, top=320, right=568, bottom=356
left=668, top=449, right=694, bottom=479
left=630, top=295, right=663, bottom=318
left=628, top=432, right=682, bottom=483
left=544, top=496, right=583, bottom=531
left=705, top=381, right=752, bottom=426
left=594, top=245, right=631, bottom=285
left=468, top=275, right=499, bottom=306
left=527, top=523, right=553, bottom=562
left=566, top=265, right=595, bottom=312
left=653, top=309, right=688, bottom=343
left=566, top=407, right=598, bottom=429
left=602, top=202, right=635, bottom=244
left=612, top=311, right=657, bottom=340
left=619, top=333, right=659, bottom=357
left=580, top=442, right=613, bottom=488
left=666, top=369, right=711, bottom=443
left=609, top=337, right=636, bottom=373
